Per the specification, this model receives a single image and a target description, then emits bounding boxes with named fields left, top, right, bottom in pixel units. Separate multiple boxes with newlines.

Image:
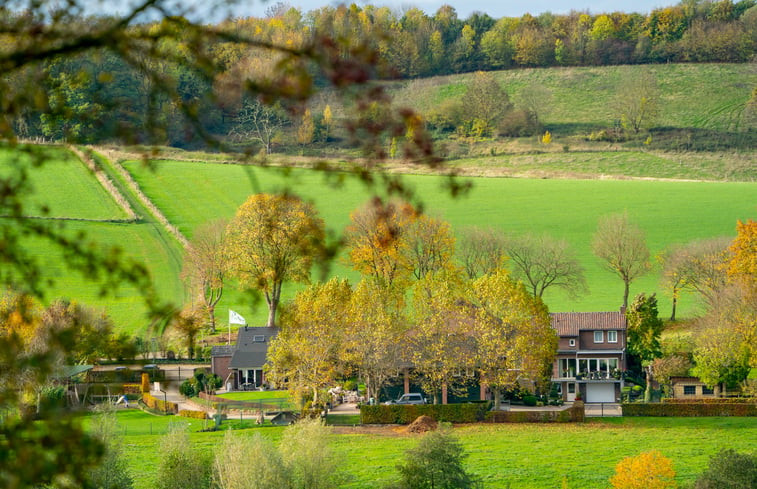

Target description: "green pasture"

left=10, top=219, right=183, bottom=334
left=124, top=158, right=757, bottom=326
left=216, top=390, right=290, bottom=401
left=398, top=63, right=755, bottom=133
left=102, top=410, right=757, bottom=489
left=0, top=145, right=128, bottom=220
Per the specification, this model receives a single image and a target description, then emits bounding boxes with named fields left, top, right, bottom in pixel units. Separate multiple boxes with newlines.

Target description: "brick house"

left=551, top=311, right=627, bottom=403
left=211, top=326, right=277, bottom=391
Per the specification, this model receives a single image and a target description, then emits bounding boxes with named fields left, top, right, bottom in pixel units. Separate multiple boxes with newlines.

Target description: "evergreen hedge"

left=622, top=402, right=757, bottom=416
left=360, top=402, right=491, bottom=424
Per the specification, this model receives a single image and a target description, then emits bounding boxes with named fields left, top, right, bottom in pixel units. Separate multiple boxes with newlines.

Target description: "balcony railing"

left=557, top=371, right=620, bottom=380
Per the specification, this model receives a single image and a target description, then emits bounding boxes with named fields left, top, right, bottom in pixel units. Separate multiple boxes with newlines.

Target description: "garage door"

left=586, top=383, right=616, bottom=403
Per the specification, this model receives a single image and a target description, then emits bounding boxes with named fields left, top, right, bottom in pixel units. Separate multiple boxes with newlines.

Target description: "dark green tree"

left=626, top=292, right=664, bottom=401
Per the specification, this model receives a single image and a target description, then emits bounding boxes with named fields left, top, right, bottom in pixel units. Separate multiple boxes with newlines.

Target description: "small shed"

left=670, top=376, right=721, bottom=398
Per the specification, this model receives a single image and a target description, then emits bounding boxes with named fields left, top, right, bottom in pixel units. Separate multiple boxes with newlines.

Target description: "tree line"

left=4, top=1, right=756, bottom=148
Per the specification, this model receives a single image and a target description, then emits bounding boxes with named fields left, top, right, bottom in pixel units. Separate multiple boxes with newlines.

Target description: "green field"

left=0, top=145, right=128, bottom=220
left=102, top=410, right=757, bottom=489
left=124, top=158, right=757, bottom=325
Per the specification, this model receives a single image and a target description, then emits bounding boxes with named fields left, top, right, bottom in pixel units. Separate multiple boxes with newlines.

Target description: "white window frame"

left=607, top=331, right=618, bottom=343
left=569, top=339, right=576, bottom=347
left=594, top=331, right=604, bottom=343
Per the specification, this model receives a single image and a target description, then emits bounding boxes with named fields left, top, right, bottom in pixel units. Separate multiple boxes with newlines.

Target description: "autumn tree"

left=266, top=279, right=351, bottom=405
left=405, top=213, right=457, bottom=280
left=181, top=219, right=228, bottom=333
left=345, top=279, right=408, bottom=402
left=610, top=450, right=677, bottom=489
left=728, top=219, right=757, bottom=297
left=296, top=108, right=315, bottom=147
left=457, top=226, right=508, bottom=279
left=170, top=307, right=205, bottom=360
left=459, top=71, right=513, bottom=136
left=225, top=194, right=325, bottom=327
left=613, top=67, right=661, bottom=133
left=471, top=270, right=557, bottom=407
left=504, top=233, right=588, bottom=299
left=344, top=199, right=416, bottom=287
left=592, top=212, right=651, bottom=309
left=408, top=270, right=476, bottom=404
left=626, top=293, right=664, bottom=401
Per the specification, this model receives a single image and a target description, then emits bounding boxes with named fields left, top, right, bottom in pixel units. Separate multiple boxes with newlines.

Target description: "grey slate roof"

left=550, top=312, right=627, bottom=337
left=229, top=326, right=278, bottom=369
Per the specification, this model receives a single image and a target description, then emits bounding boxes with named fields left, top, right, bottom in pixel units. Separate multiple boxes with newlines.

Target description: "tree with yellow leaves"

left=729, top=219, right=757, bottom=297
left=266, top=279, right=351, bottom=405
left=225, top=194, right=325, bottom=327
left=610, top=450, right=677, bottom=489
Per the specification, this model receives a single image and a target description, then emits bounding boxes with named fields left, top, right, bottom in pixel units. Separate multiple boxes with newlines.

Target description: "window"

left=607, top=331, right=618, bottom=343
left=594, top=331, right=604, bottom=343
left=569, top=339, right=576, bottom=347
left=253, top=335, right=265, bottom=342
left=702, top=386, right=714, bottom=395
left=683, top=385, right=696, bottom=395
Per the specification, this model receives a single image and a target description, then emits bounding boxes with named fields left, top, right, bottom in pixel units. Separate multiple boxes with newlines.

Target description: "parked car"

left=385, top=393, right=426, bottom=405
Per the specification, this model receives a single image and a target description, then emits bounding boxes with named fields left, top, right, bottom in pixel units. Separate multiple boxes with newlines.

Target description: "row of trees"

left=5, top=2, right=754, bottom=147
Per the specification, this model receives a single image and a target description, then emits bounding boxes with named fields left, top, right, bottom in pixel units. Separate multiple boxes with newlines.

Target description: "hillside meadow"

left=100, top=410, right=757, bottom=489
left=123, top=158, right=756, bottom=327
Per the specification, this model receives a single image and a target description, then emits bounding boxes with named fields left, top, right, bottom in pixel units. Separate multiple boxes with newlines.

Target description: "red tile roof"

left=550, top=312, right=627, bottom=336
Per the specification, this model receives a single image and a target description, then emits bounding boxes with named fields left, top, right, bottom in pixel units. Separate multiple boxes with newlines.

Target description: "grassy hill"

left=2, top=63, right=755, bottom=336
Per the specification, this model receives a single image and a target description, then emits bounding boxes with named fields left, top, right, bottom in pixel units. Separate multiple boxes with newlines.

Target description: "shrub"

left=692, top=448, right=757, bottom=489
left=155, top=426, right=212, bottom=489
left=280, top=418, right=344, bottom=489
left=178, top=410, right=207, bottom=419
left=214, top=431, right=290, bottom=489
left=142, top=393, right=178, bottom=414
left=393, top=428, right=479, bottom=489
left=610, top=450, right=676, bottom=489
left=523, top=395, right=538, bottom=406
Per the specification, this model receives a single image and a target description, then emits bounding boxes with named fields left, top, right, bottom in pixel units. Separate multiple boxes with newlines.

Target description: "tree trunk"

left=493, top=388, right=502, bottom=410
left=669, top=296, right=677, bottom=322
left=623, top=280, right=630, bottom=309
left=208, top=305, right=216, bottom=333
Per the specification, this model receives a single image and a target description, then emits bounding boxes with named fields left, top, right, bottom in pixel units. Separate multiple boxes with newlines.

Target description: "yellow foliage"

left=729, top=219, right=757, bottom=294
left=610, top=450, right=677, bottom=489
left=541, top=130, right=551, bottom=144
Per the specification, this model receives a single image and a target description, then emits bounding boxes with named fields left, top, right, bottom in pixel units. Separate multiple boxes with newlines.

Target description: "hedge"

left=178, top=409, right=208, bottom=419
left=622, top=402, right=757, bottom=416
left=662, top=398, right=757, bottom=404
left=486, top=401, right=585, bottom=423
left=142, top=393, right=179, bottom=414
left=360, top=402, right=491, bottom=424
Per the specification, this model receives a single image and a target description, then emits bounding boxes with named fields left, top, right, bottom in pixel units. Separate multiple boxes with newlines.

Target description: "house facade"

left=551, top=311, right=627, bottom=403
left=211, top=326, right=277, bottom=391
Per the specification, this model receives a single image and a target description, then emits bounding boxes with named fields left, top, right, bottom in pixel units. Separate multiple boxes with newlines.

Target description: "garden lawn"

left=0, top=145, right=128, bottom=220
left=109, top=410, right=757, bottom=489
left=216, top=390, right=290, bottom=401
left=124, top=159, right=757, bottom=323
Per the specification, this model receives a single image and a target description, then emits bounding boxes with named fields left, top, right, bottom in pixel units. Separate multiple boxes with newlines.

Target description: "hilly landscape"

left=10, top=62, right=754, bottom=336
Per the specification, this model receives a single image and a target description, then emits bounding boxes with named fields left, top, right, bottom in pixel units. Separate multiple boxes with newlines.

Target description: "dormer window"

left=594, top=331, right=604, bottom=343
left=253, top=335, right=265, bottom=343
left=607, top=331, right=618, bottom=343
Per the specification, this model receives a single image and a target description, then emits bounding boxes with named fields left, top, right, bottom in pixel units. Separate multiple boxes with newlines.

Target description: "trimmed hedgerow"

left=178, top=409, right=207, bottom=419
left=360, top=402, right=492, bottom=424
left=142, top=392, right=179, bottom=414
left=486, top=401, right=585, bottom=423
left=622, top=402, right=757, bottom=417
left=662, top=398, right=756, bottom=404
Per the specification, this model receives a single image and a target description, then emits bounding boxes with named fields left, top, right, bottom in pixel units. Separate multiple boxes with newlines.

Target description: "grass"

left=0, top=145, right=128, bottom=220
left=123, top=158, right=757, bottom=325
left=101, top=410, right=757, bottom=489
left=216, top=390, right=290, bottom=401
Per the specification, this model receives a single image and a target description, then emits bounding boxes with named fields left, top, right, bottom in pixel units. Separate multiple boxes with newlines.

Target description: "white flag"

left=229, top=309, right=246, bottom=325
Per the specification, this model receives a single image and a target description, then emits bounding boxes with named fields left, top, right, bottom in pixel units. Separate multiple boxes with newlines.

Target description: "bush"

left=178, top=410, right=207, bottom=419
left=142, top=393, right=178, bottom=414
left=498, top=108, right=540, bottom=137
left=523, top=395, right=538, bottom=407
left=392, top=429, right=479, bottom=489
left=360, top=403, right=491, bottom=425
left=692, top=448, right=757, bottom=489
left=610, top=450, right=676, bottom=489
